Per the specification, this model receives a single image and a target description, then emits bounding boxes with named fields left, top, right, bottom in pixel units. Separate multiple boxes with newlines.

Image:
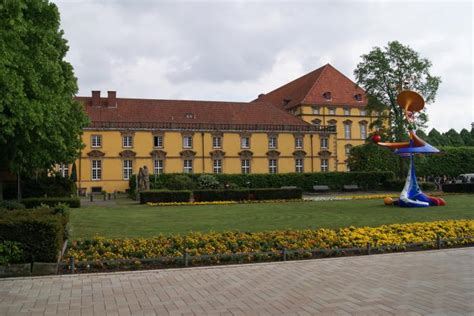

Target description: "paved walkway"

left=1, top=248, right=473, bottom=315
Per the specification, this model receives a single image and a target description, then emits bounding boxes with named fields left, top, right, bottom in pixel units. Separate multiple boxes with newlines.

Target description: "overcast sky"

left=56, top=0, right=473, bottom=132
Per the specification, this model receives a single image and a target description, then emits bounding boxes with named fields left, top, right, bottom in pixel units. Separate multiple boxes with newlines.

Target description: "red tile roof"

left=254, top=64, right=367, bottom=109
left=76, top=96, right=334, bottom=132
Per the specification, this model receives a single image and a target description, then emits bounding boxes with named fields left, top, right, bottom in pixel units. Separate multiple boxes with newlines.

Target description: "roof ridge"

left=301, top=63, right=330, bottom=105
left=257, top=64, right=326, bottom=100
left=77, top=95, right=275, bottom=106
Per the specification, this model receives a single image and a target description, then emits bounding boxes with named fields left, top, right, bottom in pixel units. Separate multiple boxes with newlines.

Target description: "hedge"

left=442, top=183, right=474, bottom=193
left=2, top=174, right=76, bottom=199
left=0, top=209, right=67, bottom=263
left=382, top=180, right=437, bottom=192
left=140, top=190, right=192, bottom=204
left=193, top=188, right=303, bottom=202
left=130, top=171, right=395, bottom=193
left=21, top=197, right=80, bottom=209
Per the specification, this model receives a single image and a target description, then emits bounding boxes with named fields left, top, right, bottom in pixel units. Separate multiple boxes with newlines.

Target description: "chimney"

left=91, top=90, right=101, bottom=107
left=107, top=91, right=117, bottom=107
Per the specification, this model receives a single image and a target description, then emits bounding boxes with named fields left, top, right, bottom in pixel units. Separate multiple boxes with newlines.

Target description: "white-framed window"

left=320, top=138, right=328, bottom=149
left=241, top=136, right=250, bottom=149
left=328, top=107, right=336, bottom=115
left=241, top=159, right=250, bottom=174
left=295, top=137, right=303, bottom=149
left=360, top=109, right=367, bottom=116
left=123, top=159, right=133, bottom=180
left=269, top=159, right=277, bottom=174
left=154, top=159, right=164, bottom=175
left=268, top=136, right=277, bottom=149
left=59, top=164, right=69, bottom=178
left=321, top=159, right=328, bottom=172
left=344, top=123, right=352, bottom=139
left=183, top=136, right=193, bottom=148
left=91, top=160, right=102, bottom=180
left=312, top=107, right=320, bottom=114
left=213, top=159, right=222, bottom=174
left=122, top=135, right=133, bottom=148
left=183, top=159, right=193, bottom=173
left=212, top=136, right=222, bottom=148
left=153, top=135, right=163, bottom=148
left=91, top=135, right=102, bottom=148
left=295, top=159, right=304, bottom=173
left=344, top=108, right=350, bottom=116
left=360, top=124, right=367, bottom=139
left=345, top=145, right=352, bottom=156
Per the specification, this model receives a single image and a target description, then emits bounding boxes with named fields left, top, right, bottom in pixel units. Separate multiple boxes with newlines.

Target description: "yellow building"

left=256, top=63, right=377, bottom=171
left=69, top=63, right=375, bottom=193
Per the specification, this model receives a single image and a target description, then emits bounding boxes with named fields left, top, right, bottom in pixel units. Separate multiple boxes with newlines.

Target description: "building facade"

left=69, top=64, right=377, bottom=193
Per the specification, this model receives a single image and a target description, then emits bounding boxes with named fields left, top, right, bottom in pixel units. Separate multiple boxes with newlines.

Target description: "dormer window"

left=354, top=94, right=363, bottom=102
left=323, top=91, right=332, bottom=100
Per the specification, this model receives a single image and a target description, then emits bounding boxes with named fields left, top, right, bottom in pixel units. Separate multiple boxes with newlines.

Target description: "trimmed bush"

left=193, top=188, right=303, bottom=202
left=253, top=188, right=302, bottom=200
left=0, top=209, right=67, bottom=263
left=442, top=183, right=474, bottom=193
left=21, top=197, right=80, bottom=209
left=194, top=190, right=248, bottom=202
left=140, top=190, right=191, bottom=204
left=383, top=180, right=436, bottom=191
left=0, top=200, right=26, bottom=210
left=130, top=171, right=394, bottom=193
left=3, top=174, right=76, bottom=199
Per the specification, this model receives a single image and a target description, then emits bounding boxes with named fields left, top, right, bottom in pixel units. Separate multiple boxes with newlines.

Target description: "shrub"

left=165, top=175, right=194, bottom=191
left=193, top=188, right=303, bottom=202
left=129, top=172, right=394, bottom=193
left=0, top=241, right=24, bottom=265
left=0, top=209, right=67, bottom=262
left=140, top=190, right=191, bottom=204
left=442, top=183, right=474, bottom=193
left=253, top=188, right=303, bottom=200
left=383, top=180, right=436, bottom=191
left=197, top=174, right=219, bottom=189
left=21, top=197, right=80, bottom=209
left=0, top=200, right=26, bottom=211
left=193, top=190, right=249, bottom=202
left=3, top=174, right=76, bottom=199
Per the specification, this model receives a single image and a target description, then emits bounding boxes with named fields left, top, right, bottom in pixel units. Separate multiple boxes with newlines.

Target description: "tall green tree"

left=0, top=1, right=89, bottom=197
left=428, top=128, right=448, bottom=146
left=459, top=128, right=473, bottom=146
left=354, top=41, right=441, bottom=141
left=443, top=129, right=464, bottom=147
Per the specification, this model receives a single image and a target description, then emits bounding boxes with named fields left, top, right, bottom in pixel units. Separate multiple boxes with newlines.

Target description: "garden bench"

left=343, top=184, right=360, bottom=191
left=313, top=185, right=330, bottom=192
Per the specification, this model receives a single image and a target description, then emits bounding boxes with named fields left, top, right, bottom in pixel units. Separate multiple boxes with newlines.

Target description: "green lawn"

left=69, top=194, right=474, bottom=239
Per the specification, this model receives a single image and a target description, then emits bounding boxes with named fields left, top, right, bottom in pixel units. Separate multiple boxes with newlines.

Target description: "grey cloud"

left=55, top=0, right=473, bottom=131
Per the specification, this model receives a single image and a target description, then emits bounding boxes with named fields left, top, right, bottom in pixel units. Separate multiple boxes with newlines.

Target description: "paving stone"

left=0, top=248, right=473, bottom=315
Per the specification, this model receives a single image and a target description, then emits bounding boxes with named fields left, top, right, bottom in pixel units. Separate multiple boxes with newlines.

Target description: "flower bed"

left=146, top=199, right=308, bottom=207
left=66, top=220, right=474, bottom=263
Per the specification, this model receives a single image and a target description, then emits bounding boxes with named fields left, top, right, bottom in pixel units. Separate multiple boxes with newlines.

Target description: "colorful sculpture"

left=374, top=91, right=445, bottom=207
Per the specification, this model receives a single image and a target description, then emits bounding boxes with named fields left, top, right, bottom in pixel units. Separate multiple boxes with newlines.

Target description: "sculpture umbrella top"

left=397, top=90, right=425, bottom=112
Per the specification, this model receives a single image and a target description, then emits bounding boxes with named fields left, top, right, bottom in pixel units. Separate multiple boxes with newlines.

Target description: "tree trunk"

left=17, top=173, right=22, bottom=201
